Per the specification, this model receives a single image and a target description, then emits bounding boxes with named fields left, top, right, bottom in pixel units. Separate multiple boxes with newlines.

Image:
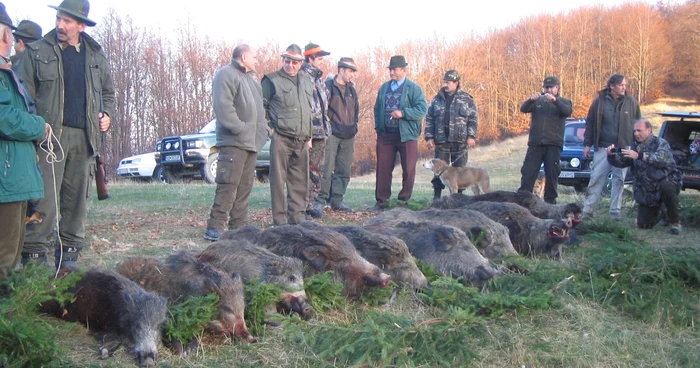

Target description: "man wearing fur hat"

left=18, top=0, right=116, bottom=269
left=262, top=44, right=314, bottom=225
left=369, top=55, right=427, bottom=211
left=0, top=2, right=50, bottom=280
left=300, top=42, right=331, bottom=219
left=10, top=20, right=41, bottom=72
left=517, top=75, right=573, bottom=204
left=424, top=69, right=479, bottom=200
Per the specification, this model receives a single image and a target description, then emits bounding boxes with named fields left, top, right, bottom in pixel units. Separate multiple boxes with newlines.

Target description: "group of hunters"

left=0, top=0, right=683, bottom=281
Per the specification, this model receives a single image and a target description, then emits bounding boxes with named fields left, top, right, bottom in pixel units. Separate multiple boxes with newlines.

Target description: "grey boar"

left=197, top=238, right=313, bottom=318
left=463, top=201, right=569, bottom=258
left=365, top=207, right=518, bottom=259
left=431, top=191, right=582, bottom=226
left=39, top=268, right=168, bottom=367
left=224, top=225, right=391, bottom=297
left=299, top=222, right=428, bottom=289
left=116, top=251, right=255, bottom=344
left=365, top=221, right=501, bottom=284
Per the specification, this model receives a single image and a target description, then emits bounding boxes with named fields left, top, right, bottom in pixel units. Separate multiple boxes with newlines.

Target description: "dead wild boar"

left=365, top=221, right=501, bottom=284
left=116, top=251, right=255, bottom=344
left=39, top=268, right=168, bottom=367
left=365, top=207, right=518, bottom=259
left=197, top=238, right=313, bottom=318
left=225, top=224, right=391, bottom=297
left=431, top=191, right=582, bottom=226
left=299, top=222, right=428, bottom=289
left=463, top=201, right=569, bottom=258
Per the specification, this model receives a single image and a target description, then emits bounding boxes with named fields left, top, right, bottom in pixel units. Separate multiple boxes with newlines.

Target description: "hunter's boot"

left=55, top=245, right=81, bottom=270
left=431, top=176, right=445, bottom=200
left=20, top=251, right=48, bottom=266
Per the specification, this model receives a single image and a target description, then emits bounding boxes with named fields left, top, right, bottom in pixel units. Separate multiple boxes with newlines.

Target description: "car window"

left=564, top=124, right=585, bottom=144
left=199, top=120, right=216, bottom=134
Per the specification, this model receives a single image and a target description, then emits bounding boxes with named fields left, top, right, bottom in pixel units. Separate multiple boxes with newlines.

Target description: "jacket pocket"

left=215, top=152, right=237, bottom=184
left=280, top=86, right=297, bottom=108
left=36, top=55, right=59, bottom=81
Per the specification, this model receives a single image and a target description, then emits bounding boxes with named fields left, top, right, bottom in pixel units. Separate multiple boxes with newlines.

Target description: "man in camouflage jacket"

left=424, top=70, right=478, bottom=199
left=300, top=43, right=331, bottom=218
left=608, top=119, right=682, bottom=235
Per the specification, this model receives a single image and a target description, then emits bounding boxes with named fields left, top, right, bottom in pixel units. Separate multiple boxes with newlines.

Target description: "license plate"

left=559, top=171, right=575, bottom=178
left=164, top=155, right=180, bottom=162
left=117, top=168, right=127, bottom=174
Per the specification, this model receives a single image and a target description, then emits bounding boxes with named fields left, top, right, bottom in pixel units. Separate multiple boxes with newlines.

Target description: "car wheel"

left=573, top=184, right=586, bottom=193
left=152, top=165, right=166, bottom=184
left=203, top=152, right=218, bottom=184
left=256, top=169, right=269, bottom=183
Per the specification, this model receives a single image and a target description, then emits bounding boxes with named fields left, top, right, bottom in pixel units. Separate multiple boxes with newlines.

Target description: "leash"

left=37, top=126, right=66, bottom=278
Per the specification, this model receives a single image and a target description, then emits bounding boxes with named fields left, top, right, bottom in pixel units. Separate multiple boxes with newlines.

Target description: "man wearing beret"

left=10, top=20, right=41, bottom=72
left=0, top=2, right=50, bottom=280
left=18, top=0, right=116, bottom=269
left=318, top=57, right=359, bottom=213
left=370, top=55, right=427, bottom=211
left=262, top=44, right=314, bottom=225
left=517, top=75, right=573, bottom=204
left=300, top=42, right=331, bottom=219
left=424, top=69, right=479, bottom=200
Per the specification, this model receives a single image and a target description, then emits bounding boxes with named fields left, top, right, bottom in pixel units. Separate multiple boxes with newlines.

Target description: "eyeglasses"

left=283, top=58, right=301, bottom=65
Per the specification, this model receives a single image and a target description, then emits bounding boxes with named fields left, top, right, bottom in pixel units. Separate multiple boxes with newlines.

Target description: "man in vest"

left=262, top=44, right=313, bottom=225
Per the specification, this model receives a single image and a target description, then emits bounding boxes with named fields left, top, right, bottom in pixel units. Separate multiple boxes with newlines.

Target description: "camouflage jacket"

left=300, top=62, right=330, bottom=139
left=608, top=135, right=682, bottom=207
left=424, top=87, right=477, bottom=144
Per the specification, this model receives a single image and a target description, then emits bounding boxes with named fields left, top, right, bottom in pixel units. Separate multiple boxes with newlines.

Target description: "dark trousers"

left=0, top=201, right=27, bottom=281
left=207, top=146, right=257, bottom=231
left=319, top=134, right=355, bottom=206
left=24, top=126, right=91, bottom=254
left=270, top=134, right=309, bottom=226
left=375, top=132, right=417, bottom=205
left=519, top=145, right=562, bottom=203
left=637, top=180, right=681, bottom=228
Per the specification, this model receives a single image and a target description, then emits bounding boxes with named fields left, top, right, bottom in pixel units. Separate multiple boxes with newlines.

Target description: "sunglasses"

left=283, top=58, right=301, bottom=65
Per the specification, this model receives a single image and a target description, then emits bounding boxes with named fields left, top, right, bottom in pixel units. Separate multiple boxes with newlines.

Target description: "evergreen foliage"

left=0, top=265, right=81, bottom=367
left=244, top=280, right=283, bottom=336
left=163, top=293, right=218, bottom=344
left=679, top=204, right=700, bottom=228
left=304, top=272, right=346, bottom=313
left=358, top=280, right=399, bottom=306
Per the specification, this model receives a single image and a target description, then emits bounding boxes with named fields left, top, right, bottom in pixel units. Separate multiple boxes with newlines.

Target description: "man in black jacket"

left=518, top=76, right=573, bottom=204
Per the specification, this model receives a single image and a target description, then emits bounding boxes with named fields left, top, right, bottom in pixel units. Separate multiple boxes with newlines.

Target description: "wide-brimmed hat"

left=281, top=44, right=304, bottom=61
left=443, top=70, right=460, bottom=82
left=387, top=55, right=408, bottom=69
left=13, top=20, right=42, bottom=41
left=543, top=75, right=560, bottom=87
left=0, top=2, right=16, bottom=30
left=303, top=42, right=330, bottom=57
left=338, top=57, right=358, bottom=71
left=49, top=0, right=96, bottom=27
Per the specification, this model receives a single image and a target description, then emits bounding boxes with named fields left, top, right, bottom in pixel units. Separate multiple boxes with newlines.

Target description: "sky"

left=8, top=0, right=680, bottom=58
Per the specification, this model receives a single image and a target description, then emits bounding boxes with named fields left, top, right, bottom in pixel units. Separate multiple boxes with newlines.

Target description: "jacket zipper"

left=4, top=144, right=8, bottom=177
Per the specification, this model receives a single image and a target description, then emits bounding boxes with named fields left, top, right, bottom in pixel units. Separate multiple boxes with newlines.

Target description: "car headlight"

left=131, top=158, right=141, bottom=164
left=174, top=142, right=180, bottom=149
left=186, top=140, right=203, bottom=148
left=570, top=158, right=581, bottom=168
left=165, top=142, right=172, bottom=150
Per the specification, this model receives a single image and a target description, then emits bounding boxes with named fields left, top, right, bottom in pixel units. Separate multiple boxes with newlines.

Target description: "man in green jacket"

left=370, top=55, right=427, bottom=211
left=10, top=20, right=41, bottom=73
left=18, top=0, right=116, bottom=269
left=262, top=44, right=313, bottom=225
left=204, top=44, right=269, bottom=241
left=0, top=3, right=49, bottom=280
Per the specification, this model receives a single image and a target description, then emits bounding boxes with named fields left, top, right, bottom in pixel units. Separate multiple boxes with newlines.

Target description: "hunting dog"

left=423, top=158, right=491, bottom=195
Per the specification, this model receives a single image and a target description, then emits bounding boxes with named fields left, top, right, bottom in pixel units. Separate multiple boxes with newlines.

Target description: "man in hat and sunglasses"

left=369, top=55, right=427, bottom=211
left=10, top=20, right=41, bottom=72
left=0, top=2, right=50, bottom=280
left=18, top=0, right=116, bottom=269
left=262, top=44, right=314, bottom=225
left=517, top=75, right=573, bottom=204
left=424, top=69, right=479, bottom=200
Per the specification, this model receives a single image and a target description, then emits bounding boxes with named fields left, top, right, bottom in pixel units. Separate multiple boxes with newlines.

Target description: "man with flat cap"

left=0, top=2, right=50, bottom=280
left=424, top=69, right=479, bottom=200
left=517, top=75, right=573, bottom=204
left=300, top=42, right=331, bottom=219
left=18, top=0, right=116, bottom=269
left=318, top=57, right=360, bottom=213
left=262, top=44, right=314, bottom=225
left=370, top=55, right=427, bottom=211
left=10, top=20, right=41, bottom=72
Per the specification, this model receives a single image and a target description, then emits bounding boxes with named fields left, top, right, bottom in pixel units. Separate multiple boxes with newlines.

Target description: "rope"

left=37, top=126, right=66, bottom=278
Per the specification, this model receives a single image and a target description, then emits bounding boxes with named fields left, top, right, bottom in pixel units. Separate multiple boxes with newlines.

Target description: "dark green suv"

left=155, top=120, right=271, bottom=184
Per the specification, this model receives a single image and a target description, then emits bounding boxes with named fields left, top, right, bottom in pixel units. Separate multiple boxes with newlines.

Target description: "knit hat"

left=281, top=44, right=304, bottom=61
left=338, top=57, right=358, bottom=71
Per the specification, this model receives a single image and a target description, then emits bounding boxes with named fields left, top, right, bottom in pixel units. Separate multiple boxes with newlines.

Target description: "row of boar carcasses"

left=39, top=190, right=582, bottom=367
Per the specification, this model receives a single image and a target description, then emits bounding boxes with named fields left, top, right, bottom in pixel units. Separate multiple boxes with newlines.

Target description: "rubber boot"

left=21, top=251, right=48, bottom=266
left=55, top=246, right=81, bottom=271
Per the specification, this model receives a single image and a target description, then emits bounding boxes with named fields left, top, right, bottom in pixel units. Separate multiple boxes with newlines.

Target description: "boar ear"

left=433, top=227, right=455, bottom=252
left=230, top=273, right=241, bottom=282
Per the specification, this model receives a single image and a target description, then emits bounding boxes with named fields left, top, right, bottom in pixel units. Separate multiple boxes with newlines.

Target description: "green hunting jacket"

left=262, top=69, right=313, bottom=141
left=373, top=78, right=427, bottom=142
left=0, top=62, right=45, bottom=203
left=17, top=30, right=116, bottom=157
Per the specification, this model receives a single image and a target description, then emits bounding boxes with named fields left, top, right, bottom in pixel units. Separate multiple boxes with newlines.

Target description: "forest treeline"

left=90, top=0, right=699, bottom=176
